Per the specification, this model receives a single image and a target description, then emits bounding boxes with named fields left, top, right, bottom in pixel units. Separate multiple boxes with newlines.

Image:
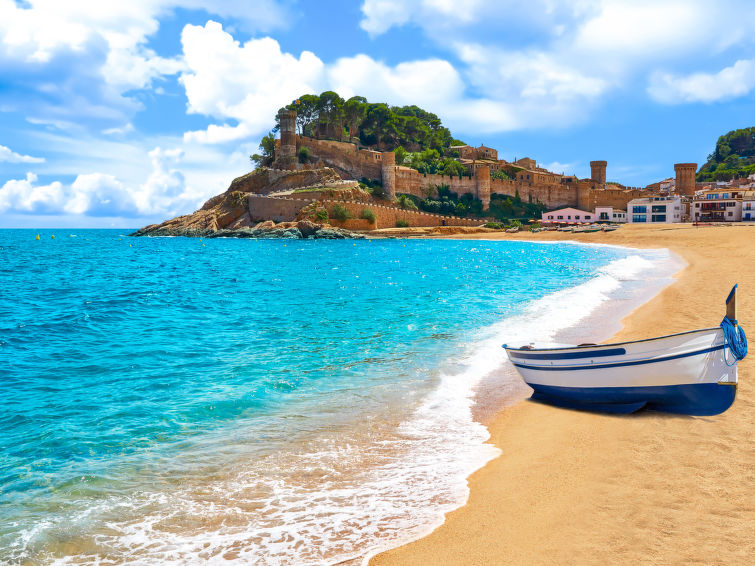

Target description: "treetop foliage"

left=697, top=127, right=755, bottom=182
left=275, top=91, right=460, bottom=153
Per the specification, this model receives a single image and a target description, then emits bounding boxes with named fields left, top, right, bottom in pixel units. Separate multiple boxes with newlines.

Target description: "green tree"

left=250, top=132, right=276, bottom=167
left=344, top=96, right=367, bottom=143
left=285, top=94, right=320, bottom=136
left=394, top=145, right=408, bottom=165
left=316, top=91, right=345, bottom=140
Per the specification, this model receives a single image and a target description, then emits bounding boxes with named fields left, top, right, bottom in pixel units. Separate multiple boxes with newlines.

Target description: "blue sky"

left=1, top=0, right=754, bottom=228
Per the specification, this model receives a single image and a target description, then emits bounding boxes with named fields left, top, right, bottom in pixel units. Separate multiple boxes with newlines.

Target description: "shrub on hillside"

left=298, top=146, right=310, bottom=164
left=360, top=208, right=377, bottom=223
left=333, top=204, right=351, bottom=222
left=396, top=219, right=410, bottom=228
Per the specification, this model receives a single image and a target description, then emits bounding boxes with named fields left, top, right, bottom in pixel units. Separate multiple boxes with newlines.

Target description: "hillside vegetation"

left=697, top=127, right=755, bottom=181
left=276, top=91, right=465, bottom=153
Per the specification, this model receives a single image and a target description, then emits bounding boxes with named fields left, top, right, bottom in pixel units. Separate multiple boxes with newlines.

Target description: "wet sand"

left=370, top=223, right=755, bottom=565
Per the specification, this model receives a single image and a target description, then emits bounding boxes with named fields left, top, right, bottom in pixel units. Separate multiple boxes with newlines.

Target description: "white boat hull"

left=504, top=328, right=738, bottom=415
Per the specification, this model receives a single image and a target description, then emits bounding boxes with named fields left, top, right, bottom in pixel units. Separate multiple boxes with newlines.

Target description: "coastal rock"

left=228, top=167, right=343, bottom=195
left=131, top=166, right=368, bottom=239
left=296, top=220, right=321, bottom=238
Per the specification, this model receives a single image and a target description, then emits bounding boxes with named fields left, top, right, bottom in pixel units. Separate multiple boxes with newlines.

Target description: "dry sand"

left=370, top=223, right=754, bottom=566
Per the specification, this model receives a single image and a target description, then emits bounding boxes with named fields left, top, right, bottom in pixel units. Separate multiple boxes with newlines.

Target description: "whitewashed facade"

left=627, top=196, right=682, bottom=224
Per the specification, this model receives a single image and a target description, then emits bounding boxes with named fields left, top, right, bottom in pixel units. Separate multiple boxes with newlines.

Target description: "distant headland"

left=133, top=92, right=753, bottom=238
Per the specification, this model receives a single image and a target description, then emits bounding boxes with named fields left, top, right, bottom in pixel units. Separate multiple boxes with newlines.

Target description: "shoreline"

left=369, top=224, right=755, bottom=565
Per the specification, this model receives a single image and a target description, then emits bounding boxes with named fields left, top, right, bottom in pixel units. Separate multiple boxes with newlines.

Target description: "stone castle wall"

left=295, top=135, right=643, bottom=213
left=248, top=194, right=484, bottom=229
left=295, top=136, right=383, bottom=180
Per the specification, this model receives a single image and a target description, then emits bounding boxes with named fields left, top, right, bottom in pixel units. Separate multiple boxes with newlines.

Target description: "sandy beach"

left=370, top=223, right=755, bottom=565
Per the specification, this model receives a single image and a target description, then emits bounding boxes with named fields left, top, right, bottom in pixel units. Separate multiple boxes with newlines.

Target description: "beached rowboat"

left=503, top=285, right=747, bottom=415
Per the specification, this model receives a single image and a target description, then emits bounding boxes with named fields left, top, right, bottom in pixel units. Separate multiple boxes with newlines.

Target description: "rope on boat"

left=721, top=317, right=747, bottom=366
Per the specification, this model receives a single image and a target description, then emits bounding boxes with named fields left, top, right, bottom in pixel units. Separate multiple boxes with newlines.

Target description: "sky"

left=1, top=0, right=754, bottom=228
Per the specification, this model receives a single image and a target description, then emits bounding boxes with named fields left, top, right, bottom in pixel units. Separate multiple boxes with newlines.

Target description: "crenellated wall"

left=295, top=136, right=384, bottom=180
left=292, top=134, right=645, bottom=213
left=248, top=193, right=485, bottom=229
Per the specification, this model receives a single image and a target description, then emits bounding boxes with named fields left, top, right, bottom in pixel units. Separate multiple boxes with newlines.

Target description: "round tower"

left=476, top=165, right=491, bottom=210
left=381, top=151, right=396, bottom=200
left=590, top=160, right=607, bottom=185
left=674, top=163, right=697, bottom=196
left=277, top=109, right=298, bottom=169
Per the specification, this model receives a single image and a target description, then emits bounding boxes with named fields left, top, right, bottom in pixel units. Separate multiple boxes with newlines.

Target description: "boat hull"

left=529, top=382, right=736, bottom=415
left=505, top=328, right=738, bottom=415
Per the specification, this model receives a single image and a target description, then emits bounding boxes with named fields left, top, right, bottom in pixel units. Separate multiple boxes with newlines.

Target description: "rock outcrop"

left=132, top=220, right=364, bottom=239
left=131, top=166, right=370, bottom=239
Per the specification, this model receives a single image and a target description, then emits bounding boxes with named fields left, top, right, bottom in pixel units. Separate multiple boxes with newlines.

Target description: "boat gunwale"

left=504, top=326, right=721, bottom=354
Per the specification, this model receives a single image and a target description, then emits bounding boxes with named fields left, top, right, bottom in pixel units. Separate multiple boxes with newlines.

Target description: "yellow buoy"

left=35, top=234, right=40, bottom=240
left=129, top=244, right=132, bottom=247
left=51, top=235, right=55, bottom=239
left=69, top=234, right=73, bottom=238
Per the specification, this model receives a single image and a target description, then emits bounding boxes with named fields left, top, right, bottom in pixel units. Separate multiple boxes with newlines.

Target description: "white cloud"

left=0, top=172, right=65, bottom=214
left=102, top=123, right=136, bottom=136
left=359, top=0, right=755, bottom=117
left=0, top=146, right=201, bottom=218
left=0, top=144, right=45, bottom=163
left=327, top=55, right=464, bottom=107
left=179, top=21, right=325, bottom=143
left=647, top=59, right=755, bottom=104
left=0, top=0, right=290, bottom=134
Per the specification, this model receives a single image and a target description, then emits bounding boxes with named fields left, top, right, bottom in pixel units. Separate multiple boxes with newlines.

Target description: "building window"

left=651, top=214, right=666, bottom=222
left=633, top=214, right=647, bottom=222
left=557, top=215, right=563, bottom=219
left=695, top=203, right=700, bottom=208
left=728, top=211, right=733, bottom=217
left=575, top=215, right=580, bottom=220
left=707, top=194, right=714, bottom=199
left=723, top=193, right=729, bottom=199
left=651, top=205, right=666, bottom=213
left=632, top=205, right=647, bottom=213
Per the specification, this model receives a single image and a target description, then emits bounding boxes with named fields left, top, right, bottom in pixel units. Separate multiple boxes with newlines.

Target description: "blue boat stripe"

left=510, top=344, right=726, bottom=371
left=508, top=347, right=626, bottom=360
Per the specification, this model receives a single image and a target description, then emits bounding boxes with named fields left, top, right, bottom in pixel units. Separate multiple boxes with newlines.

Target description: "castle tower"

left=476, top=165, right=491, bottom=210
left=381, top=151, right=396, bottom=200
left=674, top=163, right=697, bottom=196
left=277, top=109, right=298, bottom=169
left=590, top=160, right=607, bottom=185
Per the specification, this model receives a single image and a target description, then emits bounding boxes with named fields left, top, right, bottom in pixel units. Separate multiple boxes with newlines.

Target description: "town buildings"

left=690, top=187, right=755, bottom=222
left=627, top=196, right=682, bottom=223
left=541, top=206, right=626, bottom=224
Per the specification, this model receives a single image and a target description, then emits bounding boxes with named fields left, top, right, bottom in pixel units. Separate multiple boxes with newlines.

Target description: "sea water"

left=0, top=230, right=678, bottom=564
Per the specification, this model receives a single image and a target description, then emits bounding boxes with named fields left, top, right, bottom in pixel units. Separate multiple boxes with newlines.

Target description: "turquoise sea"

left=0, top=230, right=676, bottom=564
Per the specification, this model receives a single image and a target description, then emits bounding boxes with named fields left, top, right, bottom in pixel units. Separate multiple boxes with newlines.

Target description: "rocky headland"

left=130, top=167, right=369, bottom=239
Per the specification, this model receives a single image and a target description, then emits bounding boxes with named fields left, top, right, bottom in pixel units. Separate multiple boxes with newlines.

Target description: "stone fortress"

left=262, top=109, right=697, bottom=223
left=136, top=108, right=699, bottom=237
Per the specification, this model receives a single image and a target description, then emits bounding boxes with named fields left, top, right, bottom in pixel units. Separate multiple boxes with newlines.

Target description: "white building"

left=541, top=207, right=597, bottom=223
left=627, top=196, right=682, bottom=224
left=594, top=206, right=627, bottom=223
left=691, top=188, right=755, bottom=222
left=742, top=192, right=755, bottom=221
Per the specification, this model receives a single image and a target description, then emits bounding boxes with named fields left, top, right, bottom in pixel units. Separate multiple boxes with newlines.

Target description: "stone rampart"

left=248, top=193, right=485, bottom=229
left=320, top=199, right=484, bottom=230
left=294, top=135, right=645, bottom=212
left=297, top=136, right=383, bottom=180
left=248, top=194, right=313, bottom=222
left=580, top=187, right=646, bottom=211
